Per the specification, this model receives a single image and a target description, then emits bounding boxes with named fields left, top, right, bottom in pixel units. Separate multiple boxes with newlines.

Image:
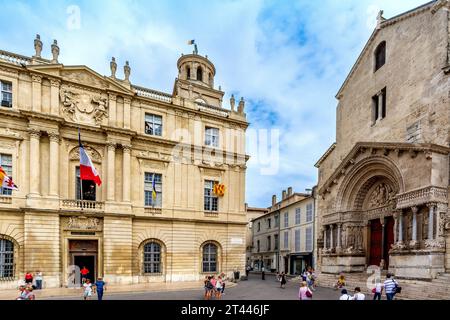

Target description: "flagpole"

left=78, top=128, right=84, bottom=209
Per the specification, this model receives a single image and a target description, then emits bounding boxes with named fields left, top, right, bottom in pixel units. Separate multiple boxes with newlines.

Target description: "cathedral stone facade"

left=0, top=36, right=248, bottom=288
left=316, top=1, right=450, bottom=280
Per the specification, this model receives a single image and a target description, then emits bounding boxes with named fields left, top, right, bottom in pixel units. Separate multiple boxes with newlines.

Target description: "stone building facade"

left=0, top=35, right=248, bottom=289
left=316, top=1, right=450, bottom=280
left=244, top=205, right=268, bottom=267
left=250, top=189, right=315, bottom=275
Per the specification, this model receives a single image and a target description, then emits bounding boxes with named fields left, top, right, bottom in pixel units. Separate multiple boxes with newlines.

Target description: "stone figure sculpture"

left=124, top=61, right=131, bottom=81
left=91, top=97, right=109, bottom=124
left=230, top=94, right=235, bottom=111
left=60, top=89, right=78, bottom=119
left=51, top=40, right=59, bottom=63
left=34, top=34, right=42, bottom=58
left=110, top=57, right=117, bottom=78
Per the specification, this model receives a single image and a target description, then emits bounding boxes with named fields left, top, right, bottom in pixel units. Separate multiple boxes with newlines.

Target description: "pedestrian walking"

left=246, top=265, right=251, bottom=277
left=35, top=271, right=43, bottom=290
left=82, top=279, right=93, bottom=300
left=16, top=285, right=27, bottom=300
left=221, top=273, right=226, bottom=295
left=280, top=272, right=287, bottom=289
left=25, top=271, right=33, bottom=285
left=215, top=276, right=223, bottom=299
left=94, top=277, right=106, bottom=301
left=261, top=266, right=265, bottom=280
left=352, top=287, right=366, bottom=300
left=339, top=289, right=352, bottom=300
left=384, top=273, right=400, bottom=301
left=24, top=286, right=35, bottom=300
left=372, top=279, right=383, bottom=300
left=80, top=266, right=89, bottom=284
left=298, top=281, right=313, bottom=300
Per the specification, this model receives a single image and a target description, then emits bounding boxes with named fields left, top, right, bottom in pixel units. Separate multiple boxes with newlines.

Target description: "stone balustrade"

left=0, top=195, right=12, bottom=204
left=133, top=85, right=172, bottom=103
left=196, top=101, right=230, bottom=118
left=61, top=199, right=104, bottom=211
left=396, top=186, right=447, bottom=209
left=204, top=211, right=219, bottom=217
left=0, top=50, right=31, bottom=66
left=144, top=207, right=162, bottom=215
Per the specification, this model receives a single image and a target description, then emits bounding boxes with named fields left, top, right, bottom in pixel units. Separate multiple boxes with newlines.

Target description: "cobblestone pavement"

left=46, top=274, right=350, bottom=300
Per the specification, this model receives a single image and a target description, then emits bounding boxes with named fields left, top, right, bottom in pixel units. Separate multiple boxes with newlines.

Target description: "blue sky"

left=0, top=0, right=428, bottom=207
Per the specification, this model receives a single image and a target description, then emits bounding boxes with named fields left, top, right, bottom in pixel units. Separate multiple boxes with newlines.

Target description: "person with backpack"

left=298, top=281, right=313, bottom=300
left=384, top=273, right=400, bottom=300
left=279, top=272, right=287, bottom=289
left=339, top=289, right=351, bottom=300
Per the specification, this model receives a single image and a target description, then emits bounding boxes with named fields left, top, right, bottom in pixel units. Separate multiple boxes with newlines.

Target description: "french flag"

left=79, top=130, right=102, bottom=186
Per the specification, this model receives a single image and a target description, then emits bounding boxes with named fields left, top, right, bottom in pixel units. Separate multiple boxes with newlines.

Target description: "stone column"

left=393, top=212, right=398, bottom=244
left=337, top=223, right=342, bottom=250
left=108, top=93, right=117, bottom=127
left=323, top=227, right=327, bottom=250
left=31, top=75, right=42, bottom=113
left=377, top=92, right=384, bottom=120
left=29, top=129, right=41, bottom=195
left=123, top=97, right=131, bottom=129
left=380, top=217, right=386, bottom=260
left=330, top=225, right=334, bottom=250
left=398, top=211, right=404, bottom=243
left=435, top=206, right=440, bottom=240
left=122, top=144, right=131, bottom=202
left=48, top=132, right=60, bottom=197
left=107, top=142, right=116, bottom=201
left=428, top=204, right=435, bottom=240
left=50, top=79, right=61, bottom=116
left=411, top=206, right=418, bottom=243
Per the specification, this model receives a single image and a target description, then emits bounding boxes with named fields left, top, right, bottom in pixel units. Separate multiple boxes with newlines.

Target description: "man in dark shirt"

left=94, top=277, right=106, bottom=301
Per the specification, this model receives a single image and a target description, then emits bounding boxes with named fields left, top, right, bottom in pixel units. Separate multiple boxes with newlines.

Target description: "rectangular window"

left=144, top=173, right=162, bottom=207
left=306, top=227, right=313, bottom=252
left=205, top=127, right=219, bottom=147
left=306, top=204, right=313, bottom=222
left=274, top=214, right=279, bottom=228
left=267, top=236, right=271, bottom=251
left=257, top=222, right=261, bottom=232
left=145, top=114, right=162, bottom=136
left=0, top=154, right=12, bottom=196
left=204, top=180, right=218, bottom=211
left=295, top=208, right=301, bottom=225
left=1, top=81, right=12, bottom=108
left=284, top=231, right=289, bottom=249
left=268, top=218, right=271, bottom=229
left=274, top=234, right=279, bottom=251
left=284, top=212, right=289, bottom=228
left=257, top=240, right=260, bottom=253
left=295, top=229, right=301, bottom=252
left=75, top=167, right=97, bottom=201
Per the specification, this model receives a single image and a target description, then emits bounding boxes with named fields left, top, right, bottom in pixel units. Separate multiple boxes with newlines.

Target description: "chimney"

left=272, top=195, right=277, bottom=206
left=287, top=187, right=293, bottom=197
left=282, top=190, right=287, bottom=200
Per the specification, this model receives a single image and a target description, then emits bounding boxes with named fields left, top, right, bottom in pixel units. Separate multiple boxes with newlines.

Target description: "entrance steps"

left=316, top=271, right=450, bottom=300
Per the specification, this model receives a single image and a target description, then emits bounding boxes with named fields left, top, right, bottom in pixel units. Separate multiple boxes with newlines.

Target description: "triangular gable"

left=28, top=64, right=132, bottom=95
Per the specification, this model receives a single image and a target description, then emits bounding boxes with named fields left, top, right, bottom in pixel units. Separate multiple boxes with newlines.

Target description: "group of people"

left=81, top=277, right=107, bottom=300
left=203, top=274, right=226, bottom=300
left=301, top=267, right=317, bottom=291
left=16, top=271, right=43, bottom=300
left=335, top=272, right=401, bottom=301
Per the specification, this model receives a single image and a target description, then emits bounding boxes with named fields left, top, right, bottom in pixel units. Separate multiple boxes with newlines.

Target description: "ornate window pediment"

left=69, top=145, right=102, bottom=163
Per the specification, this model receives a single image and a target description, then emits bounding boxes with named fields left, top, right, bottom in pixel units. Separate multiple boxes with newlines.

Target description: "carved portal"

left=59, top=85, right=109, bottom=125
left=368, top=183, right=395, bottom=209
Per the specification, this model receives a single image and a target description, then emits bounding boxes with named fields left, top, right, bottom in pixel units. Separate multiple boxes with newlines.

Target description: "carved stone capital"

left=50, top=79, right=61, bottom=87
left=108, top=93, right=117, bottom=101
left=48, top=132, right=60, bottom=142
left=123, top=97, right=132, bottom=104
left=28, top=128, right=41, bottom=139
left=31, top=74, right=43, bottom=83
left=122, top=144, right=132, bottom=152
left=411, top=206, right=419, bottom=214
left=106, top=142, right=116, bottom=150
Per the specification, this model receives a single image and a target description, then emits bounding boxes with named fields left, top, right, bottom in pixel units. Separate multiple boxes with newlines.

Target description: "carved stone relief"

left=63, top=216, right=102, bottom=231
left=367, top=183, right=396, bottom=209
left=69, top=145, right=102, bottom=163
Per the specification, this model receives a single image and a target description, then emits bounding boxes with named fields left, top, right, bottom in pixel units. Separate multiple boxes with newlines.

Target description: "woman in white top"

left=82, top=279, right=93, bottom=300
left=352, top=287, right=366, bottom=300
left=215, top=276, right=223, bottom=299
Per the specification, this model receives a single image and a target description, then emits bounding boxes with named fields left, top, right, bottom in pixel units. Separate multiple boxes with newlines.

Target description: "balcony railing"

left=0, top=195, right=12, bottom=204
left=133, top=85, right=173, bottom=104
left=61, top=199, right=104, bottom=211
left=196, top=102, right=230, bottom=118
left=144, top=207, right=162, bottom=215
left=204, top=211, right=219, bottom=217
left=0, top=50, right=32, bottom=66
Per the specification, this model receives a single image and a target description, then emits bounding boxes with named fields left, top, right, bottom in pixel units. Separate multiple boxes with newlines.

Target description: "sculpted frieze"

left=368, top=183, right=396, bottom=209
left=63, top=216, right=102, bottom=231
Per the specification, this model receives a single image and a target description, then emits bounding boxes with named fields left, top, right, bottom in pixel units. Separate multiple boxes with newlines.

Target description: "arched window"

left=374, top=41, right=386, bottom=72
left=186, top=66, right=191, bottom=80
left=197, top=67, right=203, bottom=82
left=0, top=238, right=14, bottom=278
left=202, top=243, right=217, bottom=272
left=143, top=241, right=161, bottom=274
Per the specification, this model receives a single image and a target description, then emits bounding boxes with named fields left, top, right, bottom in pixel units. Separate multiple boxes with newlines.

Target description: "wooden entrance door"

left=383, top=216, right=395, bottom=268
left=369, top=219, right=383, bottom=266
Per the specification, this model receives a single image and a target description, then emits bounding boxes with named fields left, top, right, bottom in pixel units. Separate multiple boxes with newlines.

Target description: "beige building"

left=0, top=35, right=249, bottom=289
left=316, top=0, right=450, bottom=284
left=250, top=188, right=315, bottom=275
left=244, top=205, right=268, bottom=267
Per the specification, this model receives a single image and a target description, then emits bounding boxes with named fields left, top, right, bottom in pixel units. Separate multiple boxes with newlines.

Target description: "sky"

left=0, top=0, right=429, bottom=208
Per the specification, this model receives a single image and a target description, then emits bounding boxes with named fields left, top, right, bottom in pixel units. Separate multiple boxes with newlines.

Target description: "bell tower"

left=174, top=52, right=224, bottom=108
